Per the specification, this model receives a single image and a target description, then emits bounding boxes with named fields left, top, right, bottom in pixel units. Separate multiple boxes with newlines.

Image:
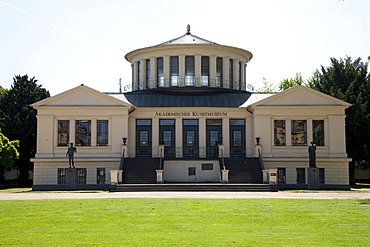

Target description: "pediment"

left=251, top=85, right=351, bottom=108
left=32, top=84, right=131, bottom=108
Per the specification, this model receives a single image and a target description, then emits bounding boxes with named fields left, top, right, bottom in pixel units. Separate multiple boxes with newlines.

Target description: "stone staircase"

left=225, top=157, right=263, bottom=184
left=122, top=157, right=160, bottom=184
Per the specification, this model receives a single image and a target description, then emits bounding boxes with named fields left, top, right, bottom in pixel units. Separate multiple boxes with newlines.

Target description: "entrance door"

left=136, top=119, right=152, bottom=157
left=159, top=119, right=175, bottom=158
left=206, top=119, right=222, bottom=158
left=183, top=119, right=198, bottom=158
left=230, top=119, right=246, bottom=157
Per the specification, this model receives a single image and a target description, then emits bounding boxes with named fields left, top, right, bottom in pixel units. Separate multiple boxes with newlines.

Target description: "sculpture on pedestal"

left=66, top=142, right=77, bottom=168
left=308, top=142, right=316, bottom=168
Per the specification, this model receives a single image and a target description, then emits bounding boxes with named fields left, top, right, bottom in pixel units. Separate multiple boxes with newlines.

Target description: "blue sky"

left=0, top=0, right=369, bottom=95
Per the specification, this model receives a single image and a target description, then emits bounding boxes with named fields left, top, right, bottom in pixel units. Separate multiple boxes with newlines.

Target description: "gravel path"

left=1, top=190, right=369, bottom=200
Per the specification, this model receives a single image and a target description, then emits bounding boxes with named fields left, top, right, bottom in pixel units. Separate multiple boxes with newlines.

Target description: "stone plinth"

left=308, top=167, right=320, bottom=190
left=66, top=168, right=77, bottom=190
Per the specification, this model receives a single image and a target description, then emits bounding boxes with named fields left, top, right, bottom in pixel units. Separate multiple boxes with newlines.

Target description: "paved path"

left=1, top=190, right=370, bottom=200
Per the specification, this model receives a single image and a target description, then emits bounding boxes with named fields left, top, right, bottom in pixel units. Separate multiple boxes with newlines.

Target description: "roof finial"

left=186, top=24, right=191, bottom=34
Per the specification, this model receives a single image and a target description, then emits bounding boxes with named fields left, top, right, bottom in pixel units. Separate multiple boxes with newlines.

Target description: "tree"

left=309, top=57, right=370, bottom=184
left=257, top=77, right=276, bottom=92
left=278, top=72, right=306, bottom=91
left=0, top=129, right=19, bottom=184
left=0, top=75, right=50, bottom=185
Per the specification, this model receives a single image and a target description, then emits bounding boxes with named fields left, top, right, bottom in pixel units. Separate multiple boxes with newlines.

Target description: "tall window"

left=97, top=120, right=108, bottom=146
left=229, top=59, right=233, bottom=89
left=237, top=61, right=242, bottom=90
left=296, top=168, right=306, bottom=184
left=157, top=57, right=164, bottom=87
left=170, top=56, right=179, bottom=86
left=313, top=120, right=324, bottom=146
left=216, top=57, right=223, bottom=87
left=278, top=168, right=286, bottom=184
left=319, top=168, right=325, bottom=184
left=291, top=120, right=307, bottom=146
left=201, top=56, right=209, bottom=86
left=274, top=120, right=286, bottom=146
left=97, top=168, right=106, bottom=184
left=185, top=56, right=195, bottom=86
left=57, top=168, right=66, bottom=184
left=75, top=120, right=91, bottom=146
left=137, top=61, right=143, bottom=90
left=58, top=120, right=69, bottom=146
left=77, top=168, right=87, bottom=184
left=146, top=59, right=151, bottom=89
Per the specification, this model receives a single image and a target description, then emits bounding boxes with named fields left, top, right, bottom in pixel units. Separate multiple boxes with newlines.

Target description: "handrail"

left=159, top=156, right=163, bottom=170
left=221, top=148, right=226, bottom=170
left=258, top=148, right=265, bottom=170
left=119, top=148, right=125, bottom=170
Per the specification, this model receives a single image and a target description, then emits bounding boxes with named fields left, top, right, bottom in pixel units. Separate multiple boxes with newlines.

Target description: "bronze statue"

left=308, top=142, right=316, bottom=168
left=66, top=142, right=77, bottom=168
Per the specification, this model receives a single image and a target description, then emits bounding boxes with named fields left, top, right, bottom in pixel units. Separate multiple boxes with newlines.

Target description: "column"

left=223, top=57, right=229, bottom=89
left=209, top=55, right=217, bottom=87
left=179, top=55, right=185, bottom=87
left=163, top=55, right=170, bottom=87
left=286, top=119, right=292, bottom=146
left=199, top=118, right=206, bottom=157
left=241, top=62, right=246, bottom=91
left=233, top=59, right=239, bottom=90
left=152, top=117, right=159, bottom=157
left=195, top=55, right=202, bottom=87
left=307, top=119, right=313, bottom=144
left=175, top=118, right=183, bottom=158
left=91, top=118, right=97, bottom=146
left=150, top=57, right=156, bottom=89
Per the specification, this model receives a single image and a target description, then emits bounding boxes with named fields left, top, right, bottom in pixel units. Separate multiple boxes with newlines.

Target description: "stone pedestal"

left=156, top=170, right=164, bottom=183
left=66, top=168, right=77, bottom=190
left=255, top=144, right=262, bottom=157
left=221, top=169, right=229, bottom=183
left=263, top=169, right=277, bottom=185
left=110, top=170, right=123, bottom=185
left=308, top=167, right=320, bottom=190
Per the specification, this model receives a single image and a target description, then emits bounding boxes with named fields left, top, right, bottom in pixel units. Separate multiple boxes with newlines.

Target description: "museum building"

left=31, top=26, right=351, bottom=190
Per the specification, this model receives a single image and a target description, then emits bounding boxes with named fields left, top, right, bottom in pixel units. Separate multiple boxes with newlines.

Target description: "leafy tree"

left=257, top=77, right=276, bottom=92
left=0, top=129, right=19, bottom=184
left=0, top=75, right=50, bottom=185
left=278, top=72, right=306, bottom=91
left=309, top=57, right=370, bottom=184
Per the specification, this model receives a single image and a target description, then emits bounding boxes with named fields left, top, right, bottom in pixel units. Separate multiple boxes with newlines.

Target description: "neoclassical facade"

left=31, top=26, right=351, bottom=190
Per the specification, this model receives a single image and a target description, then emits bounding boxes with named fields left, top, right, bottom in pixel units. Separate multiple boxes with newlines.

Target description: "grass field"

left=0, top=198, right=369, bottom=246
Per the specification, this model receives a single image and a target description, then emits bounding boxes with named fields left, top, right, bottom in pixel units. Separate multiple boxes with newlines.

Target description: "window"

left=296, top=168, right=306, bottom=184
left=77, top=168, right=87, bottom=184
left=232, top=131, right=242, bottom=147
left=139, top=131, right=149, bottom=147
left=97, top=120, right=108, bottom=146
left=237, top=61, right=242, bottom=90
left=188, top=167, right=196, bottom=176
left=229, top=59, right=233, bottom=89
left=201, top=56, right=209, bottom=86
left=291, top=120, right=307, bottom=146
left=157, top=57, right=164, bottom=87
left=57, top=168, right=66, bottom=184
left=278, top=168, right=286, bottom=184
left=216, top=57, right=223, bottom=87
left=186, top=131, right=195, bottom=147
left=146, top=59, right=151, bottom=88
left=313, top=120, right=325, bottom=146
left=274, top=120, right=286, bottom=146
left=58, top=120, right=69, bottom=146
left=97, top=168, right=106, bottom=184
left=230, top=119, right=245, bottom=126
left=137, top=61, right=142, bottom=90
left=170, top=56, right=179, bottom=86
left=75, top=120, right=91, bottom=146
left=202, top=163, right=213, bottom=170
left=319, top=168, right=325, bottom=184
left=185, top=56, right=195, bottom=86
left=183, top=119, right=198, bottom=126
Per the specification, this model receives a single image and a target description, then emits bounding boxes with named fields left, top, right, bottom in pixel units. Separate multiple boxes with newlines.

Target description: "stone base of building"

left=277, top=184, right=351, bottom=190
left=32, top=184, right=109, bottom=191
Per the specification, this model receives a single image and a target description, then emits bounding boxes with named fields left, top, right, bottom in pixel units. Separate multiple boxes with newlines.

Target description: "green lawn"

left=0, top=198, right=369, bottom=246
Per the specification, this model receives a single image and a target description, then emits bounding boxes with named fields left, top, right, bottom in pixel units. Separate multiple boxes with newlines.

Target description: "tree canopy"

left=278, top=72, right=306, bottom=91
left=309, top=57, right=370, bottom=182
left=0, top=129, right=19, bottom=184
left=257, top=77, right=277, bottom=92
left=0, top=75, right=50, bottom=185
